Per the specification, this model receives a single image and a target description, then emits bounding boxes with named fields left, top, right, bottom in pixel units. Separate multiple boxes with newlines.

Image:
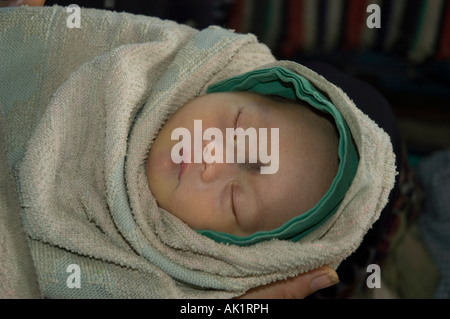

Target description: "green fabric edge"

left=197, top=66, right=359, bottom=246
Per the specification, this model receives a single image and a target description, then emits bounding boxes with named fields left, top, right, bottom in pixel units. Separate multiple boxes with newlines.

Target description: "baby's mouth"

left=179, top=161, right=188, bottom=179
left=178, top=147, right=189, bottom=179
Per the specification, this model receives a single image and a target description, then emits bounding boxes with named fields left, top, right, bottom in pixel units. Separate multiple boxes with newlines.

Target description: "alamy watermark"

left=63, top=3, right=380, bottom=30
left=366, top=263, right=381, bottom=289
left=366, top=4, right=381, bottom=29
left=64, top=3, right=381, bottom=31
left=171, top=120, right=279, bottom=175
left=66, top=264, right=81, bottom=288
left=66, top=4, right=80, bottom=29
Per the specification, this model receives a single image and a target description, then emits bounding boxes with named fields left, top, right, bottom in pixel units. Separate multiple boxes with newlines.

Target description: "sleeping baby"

left=0, top=5, right=396, bottom=298
left=146, top=66, right=358, bottom=246
left=147, top=91, right=340, bottom=239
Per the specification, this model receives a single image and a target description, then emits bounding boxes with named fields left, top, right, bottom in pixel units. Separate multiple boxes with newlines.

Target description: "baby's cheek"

left=234, top=209, right=263, bottom=235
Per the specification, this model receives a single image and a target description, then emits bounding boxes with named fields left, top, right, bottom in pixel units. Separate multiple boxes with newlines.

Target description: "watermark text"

left=171, top=120, right=279, bottom=175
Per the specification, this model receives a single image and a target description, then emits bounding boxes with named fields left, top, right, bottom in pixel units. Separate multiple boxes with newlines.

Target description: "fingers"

left=238, top=265, right=339, bottom=299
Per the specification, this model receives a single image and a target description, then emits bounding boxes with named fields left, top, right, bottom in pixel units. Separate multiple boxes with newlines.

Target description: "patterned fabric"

left=227, top=0, right=450, bottom=62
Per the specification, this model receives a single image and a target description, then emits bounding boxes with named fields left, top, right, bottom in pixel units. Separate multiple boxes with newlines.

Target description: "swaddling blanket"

left=0, top=6, right=396, bottom=298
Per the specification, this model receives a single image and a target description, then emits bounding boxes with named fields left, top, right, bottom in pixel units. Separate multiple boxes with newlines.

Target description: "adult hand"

left=0, top=0, right=45, bottom=7
left=238, top=265, right=339, bottom=299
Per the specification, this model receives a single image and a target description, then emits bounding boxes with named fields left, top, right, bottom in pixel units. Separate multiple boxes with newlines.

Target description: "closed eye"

left=230, top=182, right=237, bottom=219
left=234, top=107, right=243, bottom=129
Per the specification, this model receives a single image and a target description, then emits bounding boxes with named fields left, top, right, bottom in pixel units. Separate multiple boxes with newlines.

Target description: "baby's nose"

left=201, top=138, right=239, bottom=183
left=201, top=160, right=239, bottom=183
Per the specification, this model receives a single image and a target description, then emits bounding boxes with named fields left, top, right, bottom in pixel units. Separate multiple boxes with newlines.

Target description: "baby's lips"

left=178, top=147, right=191, bottom=179
left=181, top=146, right=191, bottom=163
left=179, top=161, right=188, bottom=179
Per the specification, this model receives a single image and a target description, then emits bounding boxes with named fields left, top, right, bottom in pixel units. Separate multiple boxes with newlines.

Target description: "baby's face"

left=146, top=92, right=338, bottom=237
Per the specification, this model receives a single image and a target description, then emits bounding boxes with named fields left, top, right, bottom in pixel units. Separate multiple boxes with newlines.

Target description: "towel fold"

left=0, top=5, right=396, bottom=298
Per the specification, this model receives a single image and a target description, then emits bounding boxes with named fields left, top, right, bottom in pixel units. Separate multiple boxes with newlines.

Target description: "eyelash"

left=230, top=182, right=237, bottom=218
left=229, top=108, right=243, bottom=218
left=234, top=107, right=243, bottom=129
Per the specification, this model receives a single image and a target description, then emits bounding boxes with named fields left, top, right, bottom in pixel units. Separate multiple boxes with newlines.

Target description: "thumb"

left=238, top=265, right=339, bottom=299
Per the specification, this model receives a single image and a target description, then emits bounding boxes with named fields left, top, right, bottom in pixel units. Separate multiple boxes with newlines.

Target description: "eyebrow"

left=264, top=94, right=296, bottom=104
left=234, top=101, right=273, bottom=171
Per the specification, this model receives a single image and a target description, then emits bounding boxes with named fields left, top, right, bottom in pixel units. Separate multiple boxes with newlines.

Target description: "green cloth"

left=200, top=67, right=359, bottom=246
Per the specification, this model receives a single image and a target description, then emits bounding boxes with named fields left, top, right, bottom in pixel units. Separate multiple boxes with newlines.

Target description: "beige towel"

left=0, top=5, right=396, bottom=298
